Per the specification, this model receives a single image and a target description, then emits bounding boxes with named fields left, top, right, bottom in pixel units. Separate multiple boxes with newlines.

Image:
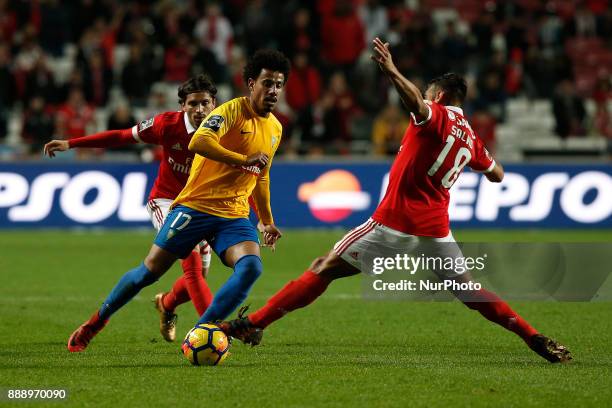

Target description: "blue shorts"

left=154, top=205, right=259, bottom=261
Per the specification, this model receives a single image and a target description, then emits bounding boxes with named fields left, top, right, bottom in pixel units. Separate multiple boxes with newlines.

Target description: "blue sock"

left=198, top=255, right=262, bottom=323
left=98, top=262, right=158, bottom=320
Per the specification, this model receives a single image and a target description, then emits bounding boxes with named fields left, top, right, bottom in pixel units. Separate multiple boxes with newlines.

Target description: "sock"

left=197, top=255, right=263, bottom=323
left=249, top=270, right=331, bottom=328
left=98, top=262, right=158, bottom=320
left=162, top=276, right=190, bottom=313
left=85, top=310, right=108, bottom=329
left=181, top=251, right=213, bottom=315
left=462, top=288, right=538, bottom=344
left=162, top=251, right=213, bottom=315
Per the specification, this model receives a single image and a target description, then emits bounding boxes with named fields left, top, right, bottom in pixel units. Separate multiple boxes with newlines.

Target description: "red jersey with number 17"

left=372, top=101, right=495, bottom=237
left=131, top=111, right=197, bottom=201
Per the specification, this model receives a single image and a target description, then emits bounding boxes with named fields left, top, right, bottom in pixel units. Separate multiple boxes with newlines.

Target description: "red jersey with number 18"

left=372, top=101, right=495, bottom=237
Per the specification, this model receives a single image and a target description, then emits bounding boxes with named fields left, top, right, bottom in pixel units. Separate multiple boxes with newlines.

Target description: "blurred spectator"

left=0, top=43, right=15, bottom=141
left=471, top=11, right=494, bottom=59
left=0, top=0, right=609, bottom=159
left=21, top=95, right=55, bottom=155
left=552, top=79, right=587, bottom=138
left=279, top=7, right=318, bottom=59
left=37, top=0, right=72, bottom=56
left=74, top=0, right=109, bottom=42
left=568, top=4, right=598, bottom=38
left=163, top=33, right=193, bottom=83
left=0, top=0, right=18, bottom=43
left=242, top=0, right=275, bottom=56
left=82, top=49, right=113, bottom=106
left=144, top=83, right=171, bottom=118
left=55, top=88, right=95, bottom=141
left=358, top=0, right=388, bottom=43
left=470, top=110, right=497, bottom=154
left=23, top=55, right=57, bottom=105
left=538, top=11, right=563, bottom=57
left=320, top=0, right=365, bottom=78
left=106, top=102, right=139, bottom=153
left=285, top=52, right=322, bottom=143
left=318, top=71, right=360, bottom=153
left=441, top=20, right=469, bottom=74
left=107, top=102, right=136, bottom=131
left=371, top=103, right=409, bottom=156
left=57, top=68, right=87, bottom=104
left=193, top=2, right=234, bottom=66
left=121, top=43, right=156, bottom=106
left=13, top=25, right=43, bottom=99
left=475, top=53, right=508, bottom=122
left=592, top=75, right=611, bottom=138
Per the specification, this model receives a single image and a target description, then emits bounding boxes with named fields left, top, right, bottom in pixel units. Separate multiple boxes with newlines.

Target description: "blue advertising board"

left=0, top=162, right=610, bottom=228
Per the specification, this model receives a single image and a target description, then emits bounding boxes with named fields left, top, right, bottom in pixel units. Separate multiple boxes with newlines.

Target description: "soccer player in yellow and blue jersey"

left=67, top=50, right=291, bottom=352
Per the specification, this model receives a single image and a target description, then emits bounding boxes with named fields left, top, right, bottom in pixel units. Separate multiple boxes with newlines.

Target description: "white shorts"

left=333, top=218, right=465, bottom=277
left=146, top=198, right=212, bottom=268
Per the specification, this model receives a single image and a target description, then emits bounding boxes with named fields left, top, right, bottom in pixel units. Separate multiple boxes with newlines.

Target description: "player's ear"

left=248, top=78, right=255, bottom=92
left=434, top=90, right=446, bottom=104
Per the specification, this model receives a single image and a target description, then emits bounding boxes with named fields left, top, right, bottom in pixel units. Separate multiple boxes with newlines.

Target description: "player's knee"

left=144, top=251, right=175, bottom=277
left=234, top=254, right=263, bottom=284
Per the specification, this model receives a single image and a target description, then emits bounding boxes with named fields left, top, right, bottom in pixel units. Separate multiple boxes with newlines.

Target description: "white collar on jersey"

left=445, top=105, right=464, bottom=116
left=183, top=112, right=196, bottom=134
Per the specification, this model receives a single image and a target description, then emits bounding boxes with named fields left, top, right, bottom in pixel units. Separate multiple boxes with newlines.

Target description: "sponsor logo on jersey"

left=349, top=251, right=360, bottom=260
left=171, top=143, right=182, bottom=151
left=298, top=170, right=371, bottom=223
left=138, top=117, right=154, bottom=132
left=236, top=164, right=262, bottom=176
left=168, top=157, right=192, bottom=175
left=271, top=136, right=278, bottom=149
left=203, top=115, right=224, bottom=131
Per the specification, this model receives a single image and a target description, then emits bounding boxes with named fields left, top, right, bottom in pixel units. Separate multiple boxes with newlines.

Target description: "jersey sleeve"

left=192, top=101, right=239, bottom=143
left=411, top=101, right=445, bottom=139
left=469, top=136, right=496, bottom=173
left=132, top=114, right=164, bottom=145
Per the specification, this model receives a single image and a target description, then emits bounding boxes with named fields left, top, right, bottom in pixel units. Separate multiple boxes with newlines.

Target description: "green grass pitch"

left=1, top=229, right=611, bottom=407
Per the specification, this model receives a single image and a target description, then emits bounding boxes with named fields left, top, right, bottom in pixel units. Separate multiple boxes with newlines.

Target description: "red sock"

left=249, top=270, right=331, bottom=328
left=86, top=310, right=108, bottom=328
left=162, top=276, right=190, bottom=312
left=463, top=289, right=538, bottom=344
left=181, top=251, right=213, bottom=315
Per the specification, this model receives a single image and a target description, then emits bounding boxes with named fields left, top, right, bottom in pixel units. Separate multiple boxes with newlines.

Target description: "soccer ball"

left=182, top=324, right=230, bottom=366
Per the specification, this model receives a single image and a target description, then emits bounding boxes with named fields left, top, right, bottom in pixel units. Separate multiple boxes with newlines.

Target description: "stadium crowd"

left=0, top=0, right=610, bottom=159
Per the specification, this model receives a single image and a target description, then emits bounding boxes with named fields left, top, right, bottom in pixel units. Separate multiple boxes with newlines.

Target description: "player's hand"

left=371, top=37, right=394, bottom=73
left=43, top=140, right=69, bottom=158
left=256, top=220, right=265, bottom=233
left=260, top=223, right=282, bottom=252
left=245, top=152, right=269, bottom=168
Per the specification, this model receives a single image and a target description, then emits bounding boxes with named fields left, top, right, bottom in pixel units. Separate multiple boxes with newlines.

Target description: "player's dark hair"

left=427, top=73, right=467, bottom=105
left=243, top=49, right=291, bottom=86
left=178, top=74, right=217, bottom=104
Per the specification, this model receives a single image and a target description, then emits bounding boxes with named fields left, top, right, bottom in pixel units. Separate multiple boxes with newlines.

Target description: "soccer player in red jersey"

left=219, top=38, right=572, bottom=363
left=44, top=75, right=217, bottom=342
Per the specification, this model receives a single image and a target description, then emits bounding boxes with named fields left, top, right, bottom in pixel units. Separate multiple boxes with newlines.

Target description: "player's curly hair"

left=178, top=74, right=217, bottom=104
left=243, top=49, right=291, bottom=86
left=428, top=73, right=467, bottom=105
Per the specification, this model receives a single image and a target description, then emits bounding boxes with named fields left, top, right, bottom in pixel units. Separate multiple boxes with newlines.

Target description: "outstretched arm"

left=44, top=129, right=135, bottom=157
left=370, top=37, right=429, bottom=122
